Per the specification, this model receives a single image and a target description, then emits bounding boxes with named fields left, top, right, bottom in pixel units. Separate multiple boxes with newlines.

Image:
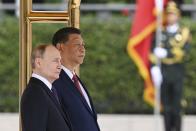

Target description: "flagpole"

left=154, top=0, right=163, bottom=131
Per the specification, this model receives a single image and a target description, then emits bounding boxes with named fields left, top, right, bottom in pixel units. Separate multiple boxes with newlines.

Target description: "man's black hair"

left=52, top=27, right=81, bottom=46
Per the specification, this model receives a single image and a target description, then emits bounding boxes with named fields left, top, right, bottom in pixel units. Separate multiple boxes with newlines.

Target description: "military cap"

left=166, top=1, right=180, bottom=16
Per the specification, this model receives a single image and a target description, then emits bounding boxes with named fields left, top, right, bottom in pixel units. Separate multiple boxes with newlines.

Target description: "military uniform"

left=150, top=2, right=191, bottom=131
left=160, top=26, right=190, bottom=131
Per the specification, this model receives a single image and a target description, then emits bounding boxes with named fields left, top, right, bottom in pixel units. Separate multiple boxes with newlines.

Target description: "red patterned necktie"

left=72, top=75, right=84, bottom=97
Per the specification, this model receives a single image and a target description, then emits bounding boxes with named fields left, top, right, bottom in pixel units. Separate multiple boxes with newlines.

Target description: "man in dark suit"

left=20, top=44, right=72, bottom=131
left=52, top=27, right=100, bottom=131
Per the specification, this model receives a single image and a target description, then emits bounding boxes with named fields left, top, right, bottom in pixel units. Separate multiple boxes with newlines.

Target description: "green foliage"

left=32, top=23, right=67, bottom=46
left=79, top=16, right=151, bottom=113
left=181, top=18, right=196, bottom=114
left=0, top=17, right=19, bottom=112
left=0, top=15, right=196, bottom=113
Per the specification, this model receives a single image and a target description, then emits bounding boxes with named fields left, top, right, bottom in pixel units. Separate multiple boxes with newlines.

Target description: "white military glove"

left=150, top=66, right=162, bottom=88
left=153, top=47, right=167, bottom=59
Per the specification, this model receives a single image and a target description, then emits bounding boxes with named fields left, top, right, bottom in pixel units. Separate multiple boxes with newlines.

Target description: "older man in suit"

left=52, top=27, right=100, bottom=131
left=20, top=44, right=72, bottom=131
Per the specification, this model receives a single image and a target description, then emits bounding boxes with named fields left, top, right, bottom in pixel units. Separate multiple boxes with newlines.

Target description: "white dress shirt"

left=62, top=66, right=92, bottom=109
left=32, top=73, right=52, bottom=91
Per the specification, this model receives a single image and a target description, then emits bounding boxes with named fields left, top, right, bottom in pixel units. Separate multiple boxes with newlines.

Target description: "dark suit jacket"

left=53, top=70, right=100, bottom=131
left=20, top=77, right=72, bottom=131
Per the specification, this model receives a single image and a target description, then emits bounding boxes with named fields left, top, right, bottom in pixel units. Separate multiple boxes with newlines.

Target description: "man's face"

left=167, top=12, right=179, bottom=25
left=38, top=46, right=61, bottom=83
left=61, top=34, right=85, bottom=67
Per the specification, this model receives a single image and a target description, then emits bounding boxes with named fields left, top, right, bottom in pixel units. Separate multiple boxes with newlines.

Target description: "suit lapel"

left=77, top=76, right=97, bottom=118
left=30, top=77, right=72, bottom=127
left=60, top=71, right=95, bottom=117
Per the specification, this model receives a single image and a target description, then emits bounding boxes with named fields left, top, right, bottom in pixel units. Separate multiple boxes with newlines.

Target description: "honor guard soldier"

left=150, top=1, right=191, bottom=131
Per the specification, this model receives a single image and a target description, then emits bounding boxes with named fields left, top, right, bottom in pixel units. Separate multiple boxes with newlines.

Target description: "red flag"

left=127, top=0, right=167, bottom=107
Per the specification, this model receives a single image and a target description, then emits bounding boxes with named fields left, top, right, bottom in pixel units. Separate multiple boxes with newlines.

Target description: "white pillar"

left=15, top=0, right=19, bottom=17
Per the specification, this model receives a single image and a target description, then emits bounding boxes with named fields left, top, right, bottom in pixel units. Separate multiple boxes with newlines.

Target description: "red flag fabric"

left=127, top=0, right=167, bottom=106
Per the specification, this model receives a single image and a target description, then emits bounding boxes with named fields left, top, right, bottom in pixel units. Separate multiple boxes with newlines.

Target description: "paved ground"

left=0, top=113, right=196, bottom=131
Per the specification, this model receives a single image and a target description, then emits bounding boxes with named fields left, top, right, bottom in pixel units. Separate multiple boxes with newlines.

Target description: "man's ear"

left=34, top=58, right=42, bottom=68
left=56, top=43, right=63, bottom=51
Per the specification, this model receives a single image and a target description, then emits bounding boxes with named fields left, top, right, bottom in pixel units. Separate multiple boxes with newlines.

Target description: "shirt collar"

left=166, top=23, right=179, bottom=33
left=32, top=73, right=52, bottom=90
left=61, top=65, right=74, bottom=79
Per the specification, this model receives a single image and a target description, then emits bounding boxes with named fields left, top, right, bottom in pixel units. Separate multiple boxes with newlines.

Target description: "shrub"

left=0, top=15, right=196, bottom=113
